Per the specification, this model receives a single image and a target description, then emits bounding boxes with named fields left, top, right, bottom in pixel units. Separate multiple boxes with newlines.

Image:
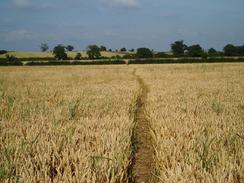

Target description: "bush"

left=0, top=50, right=8, bottom=55
left=154, top=52, right=168, bottom=58
left=0, top=60, right=22, bottom=66
left=136, top=48, right=153, bottom=58
left=25, top=60, right=125, bottom=66
left=120, top=47, right=127, bottom=52
left=111, top=55, right=122, bottom=59
left=0, top=55, right=22, bottom=66
left=208, top=48, right=219, bottom=57
left=123, top=54, right=136, bottom=59
left=6, top=54, right=18, bottom=62
left=15, top=57, right=55, bottom=61
left=74, top=53, right=82, bottom=60
left=100, top=56, right=109, bottom=59
left=223, top=44, right=244, bottom=56
left=129, top=58, right=244, bottom=64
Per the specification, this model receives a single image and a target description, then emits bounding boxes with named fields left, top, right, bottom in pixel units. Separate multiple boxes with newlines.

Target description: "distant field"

left=0, top=63, right=243, bottom=182
left=0, top=51, right=126, bottom=58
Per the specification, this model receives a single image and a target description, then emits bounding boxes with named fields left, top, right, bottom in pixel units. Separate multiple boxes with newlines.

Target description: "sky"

left=0, top=0, right=244, bottom=51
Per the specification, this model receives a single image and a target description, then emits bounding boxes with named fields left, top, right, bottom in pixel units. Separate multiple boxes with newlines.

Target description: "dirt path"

left=130, top=69, right=155, bottom=183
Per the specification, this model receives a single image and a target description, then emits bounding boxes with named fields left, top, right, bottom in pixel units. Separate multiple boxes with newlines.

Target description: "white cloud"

left=13, top=0, right=32, bottom=8
left=108, top=0, right=139, bottom=7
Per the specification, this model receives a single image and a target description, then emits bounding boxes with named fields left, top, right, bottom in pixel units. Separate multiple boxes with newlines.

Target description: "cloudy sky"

left=0, top=0, right=244, bottom=51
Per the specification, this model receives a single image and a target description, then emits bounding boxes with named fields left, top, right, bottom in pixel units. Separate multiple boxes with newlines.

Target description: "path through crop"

left=129, top=69, right=155, bottom=183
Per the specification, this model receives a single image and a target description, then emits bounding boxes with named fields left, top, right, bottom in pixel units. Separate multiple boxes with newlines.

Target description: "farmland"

left=0, top=63, right=244, bottom=182
left=0, top=66, right=138, bottom=182
left=138, top=64, right=244, bottom=182
left=0, top=51, right=126, bottom=59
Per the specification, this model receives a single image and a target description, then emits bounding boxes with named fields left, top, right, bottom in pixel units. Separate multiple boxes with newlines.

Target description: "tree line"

left=48, top=41, right=244, bottom=60
left=1, top=41, right=244, bottom=61
left=170, top=40, right=244, bottom=57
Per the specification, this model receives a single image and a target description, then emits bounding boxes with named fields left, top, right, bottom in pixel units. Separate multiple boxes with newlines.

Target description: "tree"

left=130, top=49, right=135, bottom=52
left=171, top=40, right=187, bottom=56
left=223, top=44, right=238, bottom=56
left=53, top=44, right=68, bottom=60
left=136, top=48, right=153, bottom=58
left=66, top=45, right=74, bottom=51
left=236, top=45, right=244, bottom=56
left=74, top=53, right=82, bottom=60
left=187, top=44, right=204, bottom=57
left=108, top=49, right=112, bottom=52
left=208, top=48, right=218, bottom=57
left=218, top=51, right=225, bottom=56
left=120, top=47, right=127, bottom=52
left=40, top=43, right=49, bottom=52
left=100, top=46, right=107, bottom=51
left=86, top=45, right=101, bottom=59
left=0, top=50, right=8, bottom=55
left=5, top=54, right=17, bottom=62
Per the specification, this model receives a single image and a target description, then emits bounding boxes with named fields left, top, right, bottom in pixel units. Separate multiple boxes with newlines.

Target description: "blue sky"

left=0, top=0, right=244, bottom=51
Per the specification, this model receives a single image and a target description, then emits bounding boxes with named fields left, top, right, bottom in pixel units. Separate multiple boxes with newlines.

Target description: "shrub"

left=208, top=48, right=219, bottom=57
left=5, top=54, right=17, bottom=62
left=129, top=58, right=244, bottom=64
left=136, top=48, right=153, bottom=58
left=0, top=50, right=8, bottom=55
left=100, top=56, right=109, bottom=59
left=0, top=55, right=22, bottom=66
left=74, top=53, right=82, bottom=60
left=120, top=47, right=127, bottom=52
left=25, top=60, right=125, bottom=66
left=16, top=57, right=55, bottom=61
left=123, top=54, right=136, bottom=59
left=154, top=52, right=168, bottom=58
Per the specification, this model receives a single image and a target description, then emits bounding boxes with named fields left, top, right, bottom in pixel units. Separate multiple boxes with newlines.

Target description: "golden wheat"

left=0, top=63, right=243, bottom=183
left=0, top=66, right=138, bottom=182
left=135, top=63, right=244, bottom=183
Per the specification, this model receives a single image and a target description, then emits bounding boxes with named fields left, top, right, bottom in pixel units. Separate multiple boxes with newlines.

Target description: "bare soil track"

left=130, top=69, right=156, bottom=183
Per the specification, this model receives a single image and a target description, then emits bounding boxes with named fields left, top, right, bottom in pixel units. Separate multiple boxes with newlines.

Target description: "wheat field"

left=0, top=66, right=138, bottom=182
left=136, top=63, right=244, bottom=182
left=0, top=63, right=243, bottom=183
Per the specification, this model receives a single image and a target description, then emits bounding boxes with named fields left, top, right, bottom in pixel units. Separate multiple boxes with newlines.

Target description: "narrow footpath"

left=130, top=69, right=155, bottom=183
